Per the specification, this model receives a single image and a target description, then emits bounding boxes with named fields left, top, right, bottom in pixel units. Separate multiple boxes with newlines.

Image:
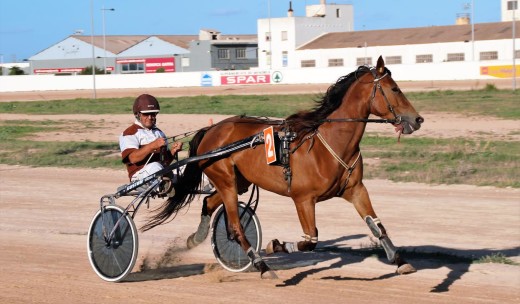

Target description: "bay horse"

left=143, top=56, right=424, bottom=278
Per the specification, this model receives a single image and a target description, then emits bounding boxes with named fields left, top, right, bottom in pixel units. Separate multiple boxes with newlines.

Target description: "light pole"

left=513, top=1, right=517, bottom=91
left=268, top=0, right=272, bottom=70
left=90, top=0, right=96, bottom=100
left=101, top=6, right=115, bottom=74
left=464, top=1, right=475, bottom=61
left=471, top=0, right=474, bottom=61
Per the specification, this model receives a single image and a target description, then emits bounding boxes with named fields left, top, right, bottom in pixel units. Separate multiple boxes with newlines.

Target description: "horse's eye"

left=392, top=87, right=401, bottom=93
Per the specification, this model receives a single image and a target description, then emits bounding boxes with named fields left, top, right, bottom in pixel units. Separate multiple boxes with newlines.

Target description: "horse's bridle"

left=321, top=67, right=402, bottom=125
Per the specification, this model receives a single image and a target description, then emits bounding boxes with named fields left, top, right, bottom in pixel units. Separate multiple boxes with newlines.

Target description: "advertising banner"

left=220, top=70, right=271, bottom=85
left=480, top=65, right=520, bottom=78
left=145, top=57, right=175, bottom=73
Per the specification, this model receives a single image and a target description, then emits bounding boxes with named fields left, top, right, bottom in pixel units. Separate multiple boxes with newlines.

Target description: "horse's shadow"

left=263, top=235, right=520, bottom=292
left=124, top=234, right=519, bottom=292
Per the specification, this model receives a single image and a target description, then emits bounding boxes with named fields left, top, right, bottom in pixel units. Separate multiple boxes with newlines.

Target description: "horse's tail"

left=141, top=127, right=210, bottom=231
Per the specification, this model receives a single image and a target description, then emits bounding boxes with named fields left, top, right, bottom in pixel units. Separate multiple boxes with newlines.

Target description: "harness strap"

left=290, top=130, right=317, bottom=154
left=316, top=132, right=361, bottom=196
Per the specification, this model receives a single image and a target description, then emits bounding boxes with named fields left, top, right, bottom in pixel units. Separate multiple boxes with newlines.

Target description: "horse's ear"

left=376, top=56, right=385, bottom=75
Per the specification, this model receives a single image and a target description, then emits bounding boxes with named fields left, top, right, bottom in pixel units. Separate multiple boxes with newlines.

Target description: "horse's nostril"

left=416, top=116, right=424, bottom=124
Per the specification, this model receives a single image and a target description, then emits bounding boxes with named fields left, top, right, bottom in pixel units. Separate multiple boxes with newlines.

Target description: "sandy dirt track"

left=0, top=83, right=519, bottom=303
left=1, top=165, right=519, bottom=304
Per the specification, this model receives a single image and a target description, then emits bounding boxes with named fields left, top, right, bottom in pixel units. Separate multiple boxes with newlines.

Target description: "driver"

left=119, top=94, right=182, bottom=182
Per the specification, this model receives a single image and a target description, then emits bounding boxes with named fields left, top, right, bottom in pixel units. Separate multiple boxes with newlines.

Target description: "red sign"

left=221, top=74, right=270, bottom=85
left=34, top=67, right=113, bottom=74
left=263, top=126, right=277, bottom=164
left=145, top=57, right=175, bottom=73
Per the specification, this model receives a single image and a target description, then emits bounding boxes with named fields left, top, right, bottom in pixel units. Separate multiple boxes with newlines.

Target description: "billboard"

left=145, top=57, right=175, bottom=73
left=116, top=57, right=175, bottom=73
left=220, top=70, right=271, bottom=85
left=480, top=65, right=520, bottom=78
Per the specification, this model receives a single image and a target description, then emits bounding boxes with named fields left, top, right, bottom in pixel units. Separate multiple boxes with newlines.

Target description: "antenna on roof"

left=73, top=29, right=84, bottom=35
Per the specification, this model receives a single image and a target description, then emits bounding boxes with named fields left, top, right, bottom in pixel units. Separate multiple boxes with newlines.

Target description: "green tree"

left=8, top=66, right=25, bottom=75
left=155, top=67, right=165, bottom=73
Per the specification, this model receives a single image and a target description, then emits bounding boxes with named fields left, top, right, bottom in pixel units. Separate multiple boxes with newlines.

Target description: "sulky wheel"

left=211, top=202, right=262, bottom=272
left=87, top=205, right=138, bottom=282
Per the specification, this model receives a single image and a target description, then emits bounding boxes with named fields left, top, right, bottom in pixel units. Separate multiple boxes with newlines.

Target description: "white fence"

left=0, top=61, right=514, bottom=93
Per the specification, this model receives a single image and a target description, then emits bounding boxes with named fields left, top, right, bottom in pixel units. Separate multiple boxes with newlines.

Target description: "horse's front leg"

left=266, top=199, right=319, bottom=254
left=345, top=182, right=416, bottom=275
left=187, top=192, right=220, bottom=249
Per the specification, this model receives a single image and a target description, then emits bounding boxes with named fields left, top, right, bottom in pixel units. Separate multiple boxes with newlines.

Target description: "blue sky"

left=0, top=0, right=501, bottom=63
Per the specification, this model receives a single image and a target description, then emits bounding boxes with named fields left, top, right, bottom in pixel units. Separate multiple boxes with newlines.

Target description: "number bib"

left=263, top=126, right=277, bottom=164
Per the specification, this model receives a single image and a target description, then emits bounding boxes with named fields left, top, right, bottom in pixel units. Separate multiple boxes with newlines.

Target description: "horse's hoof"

left=396, top=263, right=416, bottom=275
left=186, top=234, right=197, bottom=249
left=261, top=270, right=279, bottom=280
left=265, top=240, right=275, bottom=255
left=266, top=239, right=283, bottom=255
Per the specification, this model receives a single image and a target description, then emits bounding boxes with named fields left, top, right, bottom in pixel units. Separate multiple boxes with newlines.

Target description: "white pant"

left=131, top=162, right=212, bottom=191
left=131, top=162, right=165, bottom=182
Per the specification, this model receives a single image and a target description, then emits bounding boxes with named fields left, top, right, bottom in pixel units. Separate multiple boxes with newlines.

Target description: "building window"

left=281, top=31, right=288, bottom=41
left=507, top=1, right=518, bottom=10
left=300, top=60, right=316, bottom=68
left=416, top=54, right=433, bottom=63
left=385, top=56, right=402, bottom=64
left=447, top=53, right=465, bottom=62
left=121, top=62, right=144, bottom=73
left=356, top=57, right=372, bottom=66
left=218, top=49, right=230, bottom=59
left=265, top=32, right=271, bottom=41
left=479, top=51, right=498, bottom=61
left=282, top=51, right=288, bottom=67
left=328, top=58, right=344, bottom=67
left=265, top=51, right=271, bottom=68
left=236, top=49, right=246, bottom=59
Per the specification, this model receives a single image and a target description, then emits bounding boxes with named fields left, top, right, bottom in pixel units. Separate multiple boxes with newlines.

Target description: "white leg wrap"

left=284, top=242, right=299, bottom=253
left=303, top=234, right=318, bottom=243
left=364, top=216, right=383, bottom=238
left=246, top=247, right=262, bottom=264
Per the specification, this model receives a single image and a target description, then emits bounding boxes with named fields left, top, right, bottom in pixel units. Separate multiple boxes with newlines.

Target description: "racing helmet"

left=133, top=94, right=160, bottom=114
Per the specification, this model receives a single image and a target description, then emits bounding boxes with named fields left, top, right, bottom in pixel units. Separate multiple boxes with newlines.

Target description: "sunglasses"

left=140, top=112, right=158, bottom=117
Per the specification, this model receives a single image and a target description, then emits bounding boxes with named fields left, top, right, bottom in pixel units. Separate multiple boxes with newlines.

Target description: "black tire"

left=211, top=202, right=262, bottom=272
left=87, top=205, right=138, bottom=282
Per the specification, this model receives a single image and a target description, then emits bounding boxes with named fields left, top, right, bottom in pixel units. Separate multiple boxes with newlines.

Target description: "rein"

left=321, top=117, right=397, bottom=124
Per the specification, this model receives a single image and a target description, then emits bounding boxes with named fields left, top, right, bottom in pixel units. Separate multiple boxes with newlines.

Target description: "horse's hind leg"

left=345, top=182, right=416, bottom=275
left=187, top=192, right=220, bottom=249
left=266, top=199, right=319, bottom=254
left=220, top=188, right=277, bottom=279
left=187, top=174, right=251, bottom=249
left=203, top=163, right=277, bottom=279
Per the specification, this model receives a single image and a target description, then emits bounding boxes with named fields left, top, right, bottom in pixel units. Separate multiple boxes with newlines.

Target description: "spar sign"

left=220, top=70, right=271, bottom=85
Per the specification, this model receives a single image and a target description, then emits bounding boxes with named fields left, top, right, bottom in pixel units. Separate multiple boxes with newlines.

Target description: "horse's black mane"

left=286, top=65, right=379, bottom=140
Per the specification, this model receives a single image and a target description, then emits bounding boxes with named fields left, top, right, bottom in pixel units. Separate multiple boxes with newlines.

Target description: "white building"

left=257, top=0, right=353, bottom=69
left=502, top=0, right=519, bottom=21
left=257, top=0, right=519, bottom=77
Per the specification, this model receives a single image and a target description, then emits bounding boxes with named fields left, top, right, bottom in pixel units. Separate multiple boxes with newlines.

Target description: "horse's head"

left=365, top=56, right=424, bottom=134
